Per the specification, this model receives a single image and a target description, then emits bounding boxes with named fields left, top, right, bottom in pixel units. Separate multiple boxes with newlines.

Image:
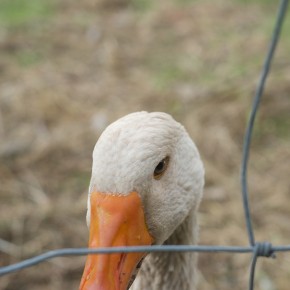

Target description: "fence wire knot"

left=254, top=242, right=275, bottom=258
left=249, top=242, right=276, bottom=290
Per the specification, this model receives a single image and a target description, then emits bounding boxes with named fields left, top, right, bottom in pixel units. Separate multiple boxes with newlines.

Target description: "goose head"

left=80, top=111, right=204, bottom=290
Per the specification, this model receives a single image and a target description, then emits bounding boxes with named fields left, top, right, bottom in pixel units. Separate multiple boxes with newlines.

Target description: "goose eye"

left=154, top=156, right=170, bottom=180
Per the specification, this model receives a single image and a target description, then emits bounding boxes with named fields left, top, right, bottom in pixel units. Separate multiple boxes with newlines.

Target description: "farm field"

left=0, top=1, right=289, bottom=289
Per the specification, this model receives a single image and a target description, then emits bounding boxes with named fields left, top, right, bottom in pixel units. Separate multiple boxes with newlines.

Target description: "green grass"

left=254, top=113, right=290, bottom=142
left=235, top=0, right=277, bottom=4
left=15, top=50, right=43, bottom=67
left=153, top=63, right=189, bottom=89
left=130, top=0, right=154, bottom=12
left=263, top=115, right=290, bottom=139
left=0, top=0, right=54, bottom=27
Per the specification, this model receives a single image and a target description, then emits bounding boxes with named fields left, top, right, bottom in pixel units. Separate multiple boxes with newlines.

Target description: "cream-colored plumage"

left=86, top=111, right=204, bottom=290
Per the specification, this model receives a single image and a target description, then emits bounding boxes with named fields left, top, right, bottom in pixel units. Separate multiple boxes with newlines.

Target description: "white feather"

left=87, top=111, right=204, bottom=290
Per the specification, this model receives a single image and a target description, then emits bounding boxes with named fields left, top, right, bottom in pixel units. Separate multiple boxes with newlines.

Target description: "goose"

left=79, top=111, right=204, bottom=290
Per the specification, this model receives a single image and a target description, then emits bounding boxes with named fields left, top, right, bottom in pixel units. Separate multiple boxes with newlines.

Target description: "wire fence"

left=0, top=1, right=289, bottom=289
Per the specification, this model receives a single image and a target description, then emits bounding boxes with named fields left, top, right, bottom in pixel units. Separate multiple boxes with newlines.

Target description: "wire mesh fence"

left=0, top=1, right=289, bottom=289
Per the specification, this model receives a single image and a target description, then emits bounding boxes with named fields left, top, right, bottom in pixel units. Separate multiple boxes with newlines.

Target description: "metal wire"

left=240, top=0, right=289, bottom=288
left=241, top=0, right=289, bottom=248
left=0, top=1, right=288, bottom=289
left=1, top=245, right=290, bottom=277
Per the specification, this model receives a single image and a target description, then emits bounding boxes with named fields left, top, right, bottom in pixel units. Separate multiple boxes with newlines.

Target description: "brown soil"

left=0, top=1, right=289, bottom=289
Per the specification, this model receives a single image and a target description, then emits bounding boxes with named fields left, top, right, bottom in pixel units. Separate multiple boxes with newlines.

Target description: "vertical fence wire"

left=241, top=0, right=289, bottom=248
left=0, top=1, right=289, bottom=290
left=242, top=1, right=289, bottom=288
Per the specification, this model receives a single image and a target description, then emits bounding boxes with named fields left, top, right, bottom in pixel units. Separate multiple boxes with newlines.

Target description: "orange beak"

left=79, top=191, right=153, bottom=290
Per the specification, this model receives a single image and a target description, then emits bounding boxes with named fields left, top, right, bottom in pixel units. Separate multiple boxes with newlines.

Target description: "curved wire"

left=240, top=0, right=289, bottom=247
left=240, top=0, right=289, bottom=289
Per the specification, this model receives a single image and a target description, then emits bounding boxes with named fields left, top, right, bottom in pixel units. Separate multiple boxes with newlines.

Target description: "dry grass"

left=0, top=0, right=289, bottom=289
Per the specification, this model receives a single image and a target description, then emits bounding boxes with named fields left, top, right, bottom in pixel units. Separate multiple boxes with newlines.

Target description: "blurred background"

left=0, top=0, right=289, bottom=289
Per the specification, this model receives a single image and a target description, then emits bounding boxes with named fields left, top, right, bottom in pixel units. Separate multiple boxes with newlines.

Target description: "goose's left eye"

left=154, top=156, right=170, bottom=180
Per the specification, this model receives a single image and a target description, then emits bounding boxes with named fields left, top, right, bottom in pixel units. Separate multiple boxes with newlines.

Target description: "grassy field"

left=0, top=0, right=289, bottom=289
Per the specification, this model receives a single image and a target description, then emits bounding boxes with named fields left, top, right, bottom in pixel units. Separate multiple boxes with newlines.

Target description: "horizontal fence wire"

left=1, top=245, right=290, bottom=277
left=0, top=1, right=288, bottom=289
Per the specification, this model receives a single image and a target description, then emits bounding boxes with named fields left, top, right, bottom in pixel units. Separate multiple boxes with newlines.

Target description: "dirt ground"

left=0, top=0, right=289, bottom=289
